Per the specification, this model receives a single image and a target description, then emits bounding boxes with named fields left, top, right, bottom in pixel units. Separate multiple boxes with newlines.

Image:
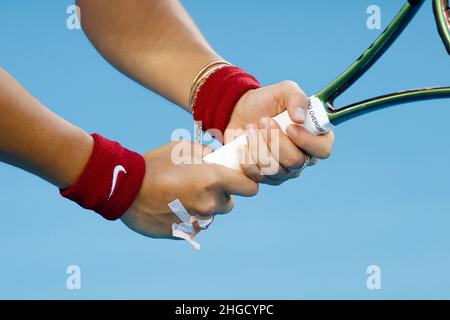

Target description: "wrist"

left=60, top=134, right=146, bottom=221
left=191, top=65, right=261, bottom=143
left=225, top=89, right=256, bottom=131
left=189, top=60, right=232, bottom=112
left=59, top=131, right=95, bottom=189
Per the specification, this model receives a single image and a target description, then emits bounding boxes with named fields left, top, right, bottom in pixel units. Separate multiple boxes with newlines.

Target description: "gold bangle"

left=189, top=60, right=232, bottom=113
left=190, top=64, right=228, bottom=110
left=191, top=61, right=227, bottom=91
left=190, top=65, right=228, bottom=117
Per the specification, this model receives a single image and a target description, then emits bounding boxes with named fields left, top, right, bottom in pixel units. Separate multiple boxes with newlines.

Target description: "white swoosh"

left=108, top=165, right=127, bottom=200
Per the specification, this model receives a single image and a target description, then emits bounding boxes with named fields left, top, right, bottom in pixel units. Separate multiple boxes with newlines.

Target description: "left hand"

left=225, top=80, right=335, bottom=185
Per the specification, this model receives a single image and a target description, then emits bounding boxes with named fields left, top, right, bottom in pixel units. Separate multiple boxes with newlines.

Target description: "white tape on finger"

left=168, top=199, right=191, bottom=224
left=172, top=224, right=201, bottom=251
left=168, top=199, right=213, bottom=251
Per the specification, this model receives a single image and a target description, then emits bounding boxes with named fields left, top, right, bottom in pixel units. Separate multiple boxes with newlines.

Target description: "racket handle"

left=203, top=95, right=333, bottom=170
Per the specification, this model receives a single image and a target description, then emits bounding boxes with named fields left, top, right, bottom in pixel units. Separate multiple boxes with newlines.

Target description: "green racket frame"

left=433, top=0, right=450, bottom=54
left=313, top=0, right=450, bottom=126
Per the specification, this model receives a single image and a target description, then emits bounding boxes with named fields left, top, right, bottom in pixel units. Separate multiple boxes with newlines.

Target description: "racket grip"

left=203, top=96, right=333, bottom=170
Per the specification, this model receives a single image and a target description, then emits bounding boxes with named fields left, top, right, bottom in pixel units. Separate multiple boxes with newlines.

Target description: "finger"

left=214, top=164, right=259, bottom=197
left=259, top=117, right=308, bottom=175
left=271, top=80, right=308, bottom=124
left=239, top=144, right=294, bottom=185
left=262, top=173, right=302, bottom=186
left=238, top=144, right=295, bottom=184
left=193, top=193, right=234, bottom=218
left=214, top=194, right=234, bottom=215
left=286, top=125, right=335, bottom=159
left=245, top=124, right=281, bottom=176
left=238, top=144, right=261, bottom=182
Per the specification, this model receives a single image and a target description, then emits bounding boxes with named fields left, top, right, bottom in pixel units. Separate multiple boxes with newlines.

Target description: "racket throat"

left=327, top=87, right=450, bottom=126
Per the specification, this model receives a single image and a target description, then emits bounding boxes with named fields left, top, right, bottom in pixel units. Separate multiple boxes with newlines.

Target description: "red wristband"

left=193, top=66, right=261, bottom=141
left=60, top=134, right=146, bottom=221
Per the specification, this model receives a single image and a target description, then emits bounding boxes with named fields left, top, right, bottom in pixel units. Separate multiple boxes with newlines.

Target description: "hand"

left=225, top=81, right=335, bottom=185
left=120, top=141, right=258, bottom=239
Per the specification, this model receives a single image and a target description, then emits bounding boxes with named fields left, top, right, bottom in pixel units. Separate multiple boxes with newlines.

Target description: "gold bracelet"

left=189, top=60, right=232, bottom=113
left=190, top=64, right=229, bottom=111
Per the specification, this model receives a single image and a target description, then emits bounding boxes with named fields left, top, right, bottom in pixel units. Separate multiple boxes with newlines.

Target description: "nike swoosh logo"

left=108, top=165, right=127, bottom=200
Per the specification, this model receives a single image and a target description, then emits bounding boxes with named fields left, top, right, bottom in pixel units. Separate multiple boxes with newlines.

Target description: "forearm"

left=0, top=68, right=93, bottom=188
left=77, top=0, right=221, bottom=109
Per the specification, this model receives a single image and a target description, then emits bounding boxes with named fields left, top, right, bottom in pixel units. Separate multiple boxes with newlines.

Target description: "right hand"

left=226, top=81, right=334, bottom=185
left=121, top=141, right=259, bottom=239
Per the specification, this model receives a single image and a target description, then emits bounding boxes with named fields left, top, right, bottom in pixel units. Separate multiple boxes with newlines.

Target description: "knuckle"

left=204, top=171, right=221, bottom=190
left=320, top=145, right=333, bottom=159
left=240, top=163, right=252, bottom=174
left=248, top=182, right=259, bottom=196
left=261, top=165, right=279, bottom=176
left=291, top=131, right=304, bottom=146
left=285, top=155, right=302, bottom=169
left=201, top=200, right=219, bottom=215
left=281, top=80, right=300, bottom=90
left=247, top=165, right=261, bottom=178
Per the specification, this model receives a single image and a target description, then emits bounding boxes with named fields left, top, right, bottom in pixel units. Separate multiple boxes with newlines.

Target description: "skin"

left=122, top=141, right=258, bottom=238
left=227, top=81, right=334, bottom=184
left=1, top=0, right=334, bottom=239
left=76, top=0, right=335, bottom=185
left=0, top=68, right=93, bottom=189
left=0, top=69, right=257, bottom=239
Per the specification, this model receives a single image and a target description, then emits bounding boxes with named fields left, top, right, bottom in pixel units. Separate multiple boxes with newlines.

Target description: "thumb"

left=272, top=80, right=308, bottom=124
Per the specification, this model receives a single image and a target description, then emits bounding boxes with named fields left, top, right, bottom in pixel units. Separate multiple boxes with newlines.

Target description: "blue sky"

left=0, top=0, right=449, bottom=299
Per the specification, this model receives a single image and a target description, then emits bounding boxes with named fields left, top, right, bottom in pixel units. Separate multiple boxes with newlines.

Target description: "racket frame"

left=433, top=0, right=450, bottom=54
left=314, top=0, right=450, bottom=126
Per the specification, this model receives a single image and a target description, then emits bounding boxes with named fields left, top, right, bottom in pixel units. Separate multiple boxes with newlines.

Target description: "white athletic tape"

left=172, top=224, right=201, bottom=250
left=168, top=199, right=191, bottom=224
left=168, top=199, right=213, bottom=250
left=195, top=217, right=214, bottom=229
left=203, top=95, right=334, bottom=170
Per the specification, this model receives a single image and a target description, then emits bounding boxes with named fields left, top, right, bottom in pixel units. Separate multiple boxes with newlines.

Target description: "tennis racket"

left=204, top=0, right=450, bottom=170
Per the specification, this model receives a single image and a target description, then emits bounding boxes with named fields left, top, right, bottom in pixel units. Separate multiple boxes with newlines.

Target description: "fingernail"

left=246, top=125, right=257, bottom=137
left=294, top=108, right=306, bottom=123
left=286, top=125, right=298, bottom=138
left=259, top=118, right=270, bottom=129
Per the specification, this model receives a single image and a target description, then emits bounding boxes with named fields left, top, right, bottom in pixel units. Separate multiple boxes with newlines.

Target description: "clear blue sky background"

left=0, top=0, right=449, bottom=299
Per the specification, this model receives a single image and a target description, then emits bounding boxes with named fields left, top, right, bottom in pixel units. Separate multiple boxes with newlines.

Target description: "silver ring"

left=299, top=152, right=311, bottom=170
left=289, top=152, right=312, bottom=174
